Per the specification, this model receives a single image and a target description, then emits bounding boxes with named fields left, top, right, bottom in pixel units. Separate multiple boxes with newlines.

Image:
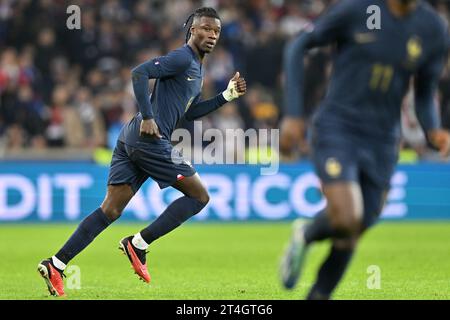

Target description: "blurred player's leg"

left=120, top=173, right=209, bottom=282
left=306, top=237, right=357, bottom=300
left=307, top=182, right=364, bottom=241
left=280, top=218, right=309, bottom=289
left=306, top=180, right=388, bottom=300
left=280, top=181, right=363, bottom=291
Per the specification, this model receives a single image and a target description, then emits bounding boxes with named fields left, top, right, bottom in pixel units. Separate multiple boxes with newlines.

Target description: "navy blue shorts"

left=107, top=140, right=196, bottom=192
left=311, top=129, right=399, bottom=229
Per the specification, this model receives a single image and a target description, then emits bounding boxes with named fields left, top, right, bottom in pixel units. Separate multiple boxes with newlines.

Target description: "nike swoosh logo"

left=186, top=77, right=196, bottom=81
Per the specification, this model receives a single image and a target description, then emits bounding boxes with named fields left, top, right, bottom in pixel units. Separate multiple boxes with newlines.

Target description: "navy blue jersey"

left=120, top=44, right=227, bottom=146
left=285, top=0, right=449, bottom=144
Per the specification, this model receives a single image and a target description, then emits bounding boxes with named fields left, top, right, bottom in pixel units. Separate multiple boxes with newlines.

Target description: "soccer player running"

left=37, top=7, right=246, bottom=297
left=280, top=0, right=450, bottom=299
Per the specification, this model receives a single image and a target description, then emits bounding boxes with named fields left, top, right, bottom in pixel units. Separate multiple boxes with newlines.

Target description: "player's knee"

left=196, top=191, right=210, bottom=206
left=328, top=206, right=362, bottom=236
left=333, top=236, right=359, bottom=250
left=187, top=191, right=209, bottom=214
left=336, top=216, right=361, bottom=236
left=101, top=206, right=123, bottom=222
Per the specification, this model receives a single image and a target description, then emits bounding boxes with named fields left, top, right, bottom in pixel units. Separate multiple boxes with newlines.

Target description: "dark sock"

left=55, top=208, right=111, bottom=264
left=140, top=196, right=206, bottom=245
left=306, top=245, right=354, bottom=300
left=304, top=210, right=348, bottom=244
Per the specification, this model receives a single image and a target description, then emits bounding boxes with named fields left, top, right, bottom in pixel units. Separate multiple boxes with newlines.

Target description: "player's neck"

left=387, top=0, right=418, bottom=17
left=187, top=41, right=205, bottom=62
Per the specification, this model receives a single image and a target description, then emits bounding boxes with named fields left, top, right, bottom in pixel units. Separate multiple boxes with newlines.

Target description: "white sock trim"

left=132, top=233, right=149, bottom=250
left=51, top=256, right=66, bottom=271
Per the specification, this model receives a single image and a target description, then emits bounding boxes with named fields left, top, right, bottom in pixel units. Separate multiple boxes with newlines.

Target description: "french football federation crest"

left=325, top=157, right=342, bottom=178
left=407, top=36, right=422, bottom=63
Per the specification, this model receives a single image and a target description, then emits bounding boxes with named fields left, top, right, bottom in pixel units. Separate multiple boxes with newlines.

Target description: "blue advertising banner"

left=0, top=162, right=449, bottom=222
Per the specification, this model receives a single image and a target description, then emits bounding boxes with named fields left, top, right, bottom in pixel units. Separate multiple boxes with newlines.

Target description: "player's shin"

left=138, top=196, right=206, bottom=246
left=304, top=209, right=352, bottom=244
left=54, top=208, right=112, bottom=266
left=306, top=241, right=355, bottom=300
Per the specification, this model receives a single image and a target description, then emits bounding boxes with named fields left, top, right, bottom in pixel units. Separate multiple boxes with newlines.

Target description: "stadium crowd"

left=0, top=0, right=449, bottom=161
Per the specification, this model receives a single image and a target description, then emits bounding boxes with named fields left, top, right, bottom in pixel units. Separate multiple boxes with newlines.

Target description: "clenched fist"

left=222, top=72, right=247, bottom=101
left=140, top=118, right=162, bottom=139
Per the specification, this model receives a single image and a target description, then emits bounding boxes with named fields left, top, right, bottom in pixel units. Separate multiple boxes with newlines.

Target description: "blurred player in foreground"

left=37, top=7, right=246, bottom=297
left=280, top=0, right=450, bottom=299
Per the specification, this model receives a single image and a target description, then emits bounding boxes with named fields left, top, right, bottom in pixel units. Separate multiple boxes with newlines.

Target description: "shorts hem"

left=107, top=181, right=137, bottom=193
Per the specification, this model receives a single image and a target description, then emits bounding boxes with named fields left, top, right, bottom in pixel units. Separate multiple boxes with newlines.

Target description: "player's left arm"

left=414, top=32, right=450, bottom=157
left=282, top=0, right=354, bottom=154
left=132, top=49, right=192, bottom=138
left=131, top=49, right=191, bottom=120
left=184, top=72, right=246, bottom=121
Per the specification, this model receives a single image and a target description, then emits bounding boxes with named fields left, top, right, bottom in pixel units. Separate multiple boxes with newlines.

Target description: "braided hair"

left=183, top=7, right=220, bottom=43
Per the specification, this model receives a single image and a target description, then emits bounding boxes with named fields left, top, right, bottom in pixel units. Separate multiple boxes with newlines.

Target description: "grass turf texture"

left=0, top=222, right=449, bottom=300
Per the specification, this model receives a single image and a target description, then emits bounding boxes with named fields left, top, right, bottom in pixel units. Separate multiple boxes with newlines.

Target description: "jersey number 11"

left=369, top=64, right=393, bottom=92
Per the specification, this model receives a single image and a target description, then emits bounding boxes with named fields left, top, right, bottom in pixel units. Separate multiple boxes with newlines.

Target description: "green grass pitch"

left=0, top=221, right=449, bottom=300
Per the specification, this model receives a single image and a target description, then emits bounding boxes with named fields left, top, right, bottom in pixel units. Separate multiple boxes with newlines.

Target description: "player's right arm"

left=414, top=24, right=450, bottom=157
left=281, top=0, right=354, bottom=154
left=131, top=49, right=191, bottom=138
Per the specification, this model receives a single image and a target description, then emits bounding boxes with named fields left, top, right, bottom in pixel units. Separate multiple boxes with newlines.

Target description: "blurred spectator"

left=16, top=84, right=47, bottom=147
left=401, top=89, right=427, bottom=156
left=205, top=45, right=235, bottom=92
left=73, top=87, right=106, bottom=148
left=46, top=85, right=102, bottom=148
left=244, top=85, right=279, bottom=130
left=212, top=102, right=245, bottom=162
left=6, top=123, right=25, bottom=150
